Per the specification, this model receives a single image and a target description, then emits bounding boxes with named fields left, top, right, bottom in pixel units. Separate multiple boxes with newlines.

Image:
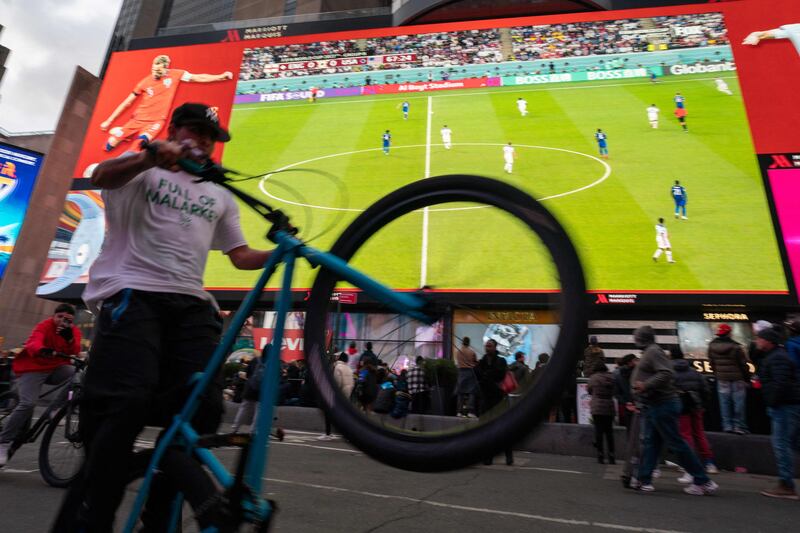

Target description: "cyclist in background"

left=54, top=103, right=272, bottom=532
left=0, top=303, right=81, bottom=467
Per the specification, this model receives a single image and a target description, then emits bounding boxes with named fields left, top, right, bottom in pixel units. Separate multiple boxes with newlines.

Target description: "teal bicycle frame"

left=123, top=227, right=435, bottom=532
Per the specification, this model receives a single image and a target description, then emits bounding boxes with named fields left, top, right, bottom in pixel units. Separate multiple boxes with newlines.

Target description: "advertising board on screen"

left=0, top=142, right=43, bottom=282
left=39, top=0, right=800, bottom=306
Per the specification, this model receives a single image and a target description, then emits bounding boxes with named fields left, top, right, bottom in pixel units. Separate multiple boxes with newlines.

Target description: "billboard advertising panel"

left=41, top=0, right=800, bottom=305
left=0, top=142, right=43, bottom=282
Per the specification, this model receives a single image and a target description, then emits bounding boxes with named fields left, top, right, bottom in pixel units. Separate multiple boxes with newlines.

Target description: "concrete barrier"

left=223, top=402, right=799, bottom=477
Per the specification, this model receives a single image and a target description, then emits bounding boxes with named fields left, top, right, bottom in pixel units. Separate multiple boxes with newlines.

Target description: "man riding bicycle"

left=54, top=103, right=271, bottom=532
left=0, top=303, right=81, bottom=467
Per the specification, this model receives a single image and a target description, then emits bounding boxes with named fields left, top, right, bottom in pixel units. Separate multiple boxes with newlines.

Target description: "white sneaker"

left=316, top=434, right=335, bottom=441
left=705, top=463, right=720, bottom=474
left=677, top=472, right=693, bottom=484
left=652, top=468, right=662, bottom=479
left=0, top=442, right=10, bottom=467
left=629, top=478, right=655, bottom=492
left=667, top=259, right=676, bottom=263
left=684, top=480, right=718, bottom=496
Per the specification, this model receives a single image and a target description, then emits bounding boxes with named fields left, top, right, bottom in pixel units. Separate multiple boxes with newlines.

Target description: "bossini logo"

left=670, top=62, right=736, bottom=75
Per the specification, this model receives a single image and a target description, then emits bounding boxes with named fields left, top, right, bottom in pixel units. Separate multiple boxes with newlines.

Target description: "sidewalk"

left=222, top=402, right=800, bottom=477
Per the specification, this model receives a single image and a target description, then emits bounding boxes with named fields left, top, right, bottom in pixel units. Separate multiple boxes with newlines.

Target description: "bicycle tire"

left=304, top=174, right=588, bottom=472
left=39, top=402, right=84, bottom=488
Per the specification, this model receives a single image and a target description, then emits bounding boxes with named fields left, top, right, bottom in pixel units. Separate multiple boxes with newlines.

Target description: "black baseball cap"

left=170, top=103, right=231, bottom=142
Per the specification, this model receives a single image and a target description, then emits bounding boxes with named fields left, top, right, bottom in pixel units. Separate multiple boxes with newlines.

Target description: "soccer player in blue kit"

left=401, top=101, right=410, bottom=120
left=382, top=130, right=392, bottom=155
left=674, top=93, right=686, bottom=109
left=672, top=180, right=688, bottom=220
left=595, top=129, right=609, bottom=159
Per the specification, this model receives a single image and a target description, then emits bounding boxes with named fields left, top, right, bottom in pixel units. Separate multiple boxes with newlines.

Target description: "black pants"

left=593, top=414, right=615, bottom=457
left=410, top=391, right=428, bottom=414
left=53, top=289, right=223, bottom=532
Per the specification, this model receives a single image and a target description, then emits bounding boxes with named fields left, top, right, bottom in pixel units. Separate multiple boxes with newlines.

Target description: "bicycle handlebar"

left=39, top=349, right=86, bottom=369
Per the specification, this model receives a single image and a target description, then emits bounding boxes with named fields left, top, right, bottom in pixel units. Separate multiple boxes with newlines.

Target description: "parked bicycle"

left=0, top=353, right=85, bottom=487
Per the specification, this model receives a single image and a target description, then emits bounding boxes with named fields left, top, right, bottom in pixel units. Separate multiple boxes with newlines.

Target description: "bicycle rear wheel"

left=39, top=402, right=84, bottom=487
left=304, top=174, right=588, bottom=472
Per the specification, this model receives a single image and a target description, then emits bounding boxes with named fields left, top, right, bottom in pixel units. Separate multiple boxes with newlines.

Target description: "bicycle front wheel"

left=304, top=174, right=588, bottom=472
left=39, top=402, right=84, bottom=487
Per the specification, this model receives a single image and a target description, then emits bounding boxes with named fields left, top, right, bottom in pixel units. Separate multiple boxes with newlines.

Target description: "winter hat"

left=754, top=320, right=772, bottom=333
left=757, top=327, right=783, bottom=345
left=716, top=324, right=732, bottom=336
left=785, top=320, right=800, bottom=335
left=633, top=325, right=656, bottom=348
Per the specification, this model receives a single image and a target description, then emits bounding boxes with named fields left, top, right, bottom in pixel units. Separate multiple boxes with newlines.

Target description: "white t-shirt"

left=503, top=145, right=515, bottom=162
left=83, top=154, right=247, bottom=313
left=440, top=127, right=452, bottom=141
left=647, top=106, right=659, bottom=119
left=517, top=99, right=527, bottom=110
left=715, top=79, right=729, bottom=88
left=655, top=224, right=670, bottom=247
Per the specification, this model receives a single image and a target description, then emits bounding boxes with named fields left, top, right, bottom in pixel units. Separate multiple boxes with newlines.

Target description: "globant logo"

left=669, top=62, right=736, bottom=75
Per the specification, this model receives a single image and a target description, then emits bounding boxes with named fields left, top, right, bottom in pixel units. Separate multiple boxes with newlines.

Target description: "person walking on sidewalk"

left=630, top=326, right=718, bottom=495
left=588, top=360, right=616, bottom=464
left=671, top=348, right=719, bottom=480
left=756, top=326, right=800, bottom=500
left=477, top=339, right=514, bottom=466
left=708, top=323, right=751, bottom=434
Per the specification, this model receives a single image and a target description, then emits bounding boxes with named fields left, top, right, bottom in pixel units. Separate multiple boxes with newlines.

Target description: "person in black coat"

left=672, top=348, right=717, bottom=474
left=613, top=354, right=638, bottom=431
left=756, top=327, right=800, bottom=499
left=476, top=339, right=513, bottom=465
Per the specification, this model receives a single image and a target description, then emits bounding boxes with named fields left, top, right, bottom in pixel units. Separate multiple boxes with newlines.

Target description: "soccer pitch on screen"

left=206, top=73, right=787, bottom=294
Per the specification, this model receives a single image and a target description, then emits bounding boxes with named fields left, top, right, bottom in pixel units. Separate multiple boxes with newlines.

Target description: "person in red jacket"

left=0, top=304, right=81, bottom=466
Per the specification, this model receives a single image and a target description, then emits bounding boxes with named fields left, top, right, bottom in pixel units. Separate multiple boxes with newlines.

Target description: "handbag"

left=500, top=370, right=518, bottom=394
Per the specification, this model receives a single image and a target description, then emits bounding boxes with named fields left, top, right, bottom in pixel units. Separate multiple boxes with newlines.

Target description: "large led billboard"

left=41, top=0, right=800, bottom=305
left=0, top=142, right=43, bottom=282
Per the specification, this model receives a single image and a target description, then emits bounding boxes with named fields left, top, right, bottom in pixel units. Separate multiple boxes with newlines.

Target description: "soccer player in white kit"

left=503, top=142, right=517, bottom=173
left=646, top=104, right=660, bottom=128
left=516, top=97, right=528, bottom=117
left=715, top=78, right=733, bottom=95
left=440, top=125, right=452, bottom=149
left=743, top=24, right=800, bottom=55
left=653, top=217, right=675, bottom=263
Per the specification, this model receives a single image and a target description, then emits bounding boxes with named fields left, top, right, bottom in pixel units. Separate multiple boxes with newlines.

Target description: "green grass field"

left=207, top=73, right=787, bottom=294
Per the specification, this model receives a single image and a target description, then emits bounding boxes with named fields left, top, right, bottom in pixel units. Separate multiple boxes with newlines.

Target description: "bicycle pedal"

left=196, top=433, right=252, bottom=448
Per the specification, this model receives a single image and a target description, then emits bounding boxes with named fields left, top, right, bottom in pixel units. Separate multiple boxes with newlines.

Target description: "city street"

left=0, top=428, right=796, bottom=532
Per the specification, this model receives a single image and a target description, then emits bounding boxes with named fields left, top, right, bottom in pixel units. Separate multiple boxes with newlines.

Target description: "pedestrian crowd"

left=585, top=321, right=800, bottom=500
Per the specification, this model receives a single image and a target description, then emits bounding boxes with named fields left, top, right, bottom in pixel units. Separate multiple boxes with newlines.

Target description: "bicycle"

left=90, top=160, right=589, bottom=532
left=0, top=354, right=86, bottom=487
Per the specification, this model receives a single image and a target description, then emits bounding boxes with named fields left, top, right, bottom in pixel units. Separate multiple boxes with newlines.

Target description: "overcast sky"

left=0, top=0, right=123, bottom=132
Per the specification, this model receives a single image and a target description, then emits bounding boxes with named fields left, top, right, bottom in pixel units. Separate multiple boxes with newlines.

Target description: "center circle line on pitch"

left=258, top=144, right=611, bottom=212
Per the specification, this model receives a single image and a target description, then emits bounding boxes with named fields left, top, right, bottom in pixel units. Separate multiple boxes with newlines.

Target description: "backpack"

left=679, top=389, right=703, bottom=414
left=248, top=357, right=265, bottom=394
